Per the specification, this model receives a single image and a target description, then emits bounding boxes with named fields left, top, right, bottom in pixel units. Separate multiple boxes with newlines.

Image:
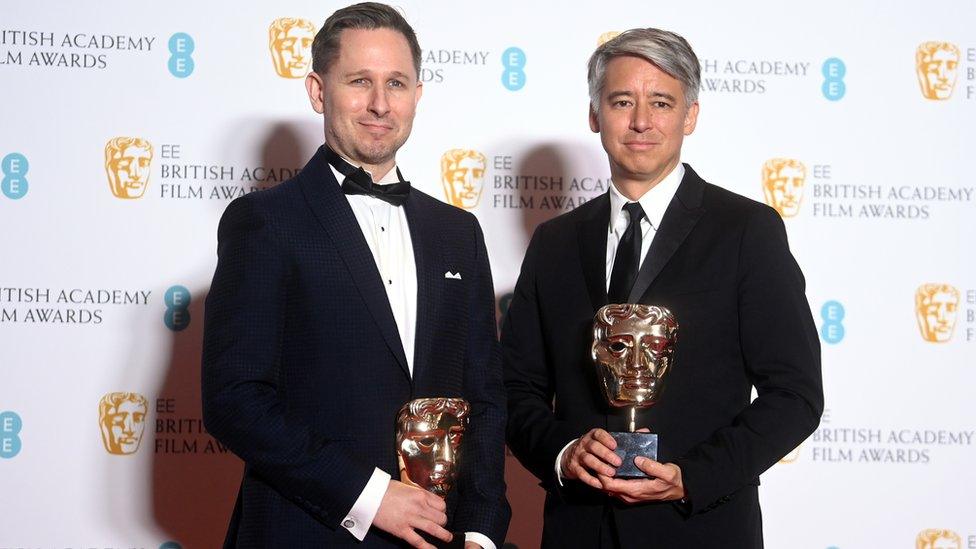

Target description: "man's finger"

left=414, top=518, right=453, bottom=543
left=583, top=437, right=622, bottom=467
left=581, top=452, right=617, bottom=476
left=634, top=456, right=667, bottom=477
left=591, top=429, right=618, bottom=450
left=575, top=466, right=604, bottom=490
left=402, top=529, right=436, bottom=549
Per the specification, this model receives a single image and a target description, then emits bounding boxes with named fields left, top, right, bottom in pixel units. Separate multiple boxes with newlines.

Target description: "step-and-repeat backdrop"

left=2, top=1, right=974, bottom=547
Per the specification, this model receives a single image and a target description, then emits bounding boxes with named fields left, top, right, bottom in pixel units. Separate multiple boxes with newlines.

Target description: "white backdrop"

left=1, top=1, right=974, bottom=548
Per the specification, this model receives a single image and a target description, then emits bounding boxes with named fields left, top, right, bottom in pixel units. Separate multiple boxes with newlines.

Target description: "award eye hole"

left=417, top=436, right=438, bottom=449
left=449, top=432, right=463, bottom=446
left=609, top=341, right=627, bottom=353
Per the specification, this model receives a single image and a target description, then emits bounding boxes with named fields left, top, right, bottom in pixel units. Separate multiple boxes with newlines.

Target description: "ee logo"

left=821, top=58, right=846, bottom=101
left=501, top=47, right=526, bottom=91
left=164, top=285, right=191, bottom=331
left=1, top=411, right=23, bottom=459
left=820, top=300, right=845, bottom=344
left=2, top=153, right=29, bottom=200
left=168, top=33, right=195, bottom=78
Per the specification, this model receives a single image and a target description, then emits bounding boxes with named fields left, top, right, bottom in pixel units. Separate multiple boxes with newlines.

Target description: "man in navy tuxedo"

left=502, top=28, right=823, bottom=548
left=202, top=3, right=509, bottom=547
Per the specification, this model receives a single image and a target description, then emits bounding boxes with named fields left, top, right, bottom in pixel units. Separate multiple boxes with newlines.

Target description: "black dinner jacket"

left=502, top=164, right=823, bottom=548
left=202, top=146, right=510, bottom=548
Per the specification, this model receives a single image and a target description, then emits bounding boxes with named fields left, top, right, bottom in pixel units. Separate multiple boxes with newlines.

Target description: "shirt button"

left=381, top=226, right=386, bottom=232
left=388, top=279, right=393, bottom=285
left=342, top=518, right=356, bottom=529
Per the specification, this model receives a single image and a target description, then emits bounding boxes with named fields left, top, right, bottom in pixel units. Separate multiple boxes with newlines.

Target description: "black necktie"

left=608, top=202, right=645, bottom=304
left=322, top=145, right=411, bottom=207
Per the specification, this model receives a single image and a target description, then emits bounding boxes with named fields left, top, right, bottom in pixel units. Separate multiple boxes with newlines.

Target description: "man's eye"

left=388, top=80, right=405, bottom=88
left=609, top=341, right=627, bottom=353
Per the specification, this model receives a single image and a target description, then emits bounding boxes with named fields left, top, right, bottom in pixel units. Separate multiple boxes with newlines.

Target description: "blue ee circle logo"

left=1, top=411, right=23, bottom=459
left=820, top=300, right=845, bottom=344
left=164, top=285, right=191, bottom=331
left=821, top=58, right=846, bottom=101
left=501, top=47, right=526, bottom=91
left=168, top=33, right=195, bottom=78
left=2, top=153, right=29, bottom=199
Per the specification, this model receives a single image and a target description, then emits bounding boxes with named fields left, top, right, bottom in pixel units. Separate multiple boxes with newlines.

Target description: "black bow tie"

left=322, top=145, right=411, bottom=207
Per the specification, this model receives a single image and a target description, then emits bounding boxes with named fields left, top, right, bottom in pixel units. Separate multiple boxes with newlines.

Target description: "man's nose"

left=368, top=87, right=391, bottom=117
left=630, top=102, right=652, bottom=132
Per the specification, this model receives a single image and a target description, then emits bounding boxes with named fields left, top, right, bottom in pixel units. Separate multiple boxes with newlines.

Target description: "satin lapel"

left=628, top=164, right=706, bottom=303
left=403, top=195, right=439, bottom=384
left=578, top=193, right=611, bottom=311
left=297, top=147, right=410, bottom=377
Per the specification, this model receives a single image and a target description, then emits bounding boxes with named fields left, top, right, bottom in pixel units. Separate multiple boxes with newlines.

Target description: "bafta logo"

left=762, top=158, right=806, bottom=218
left=441, top=149, right=487, bottom=210
left=915, top=283, right=960, bottom=343
left=916, top=529, right=962, bottom=549
left=597, top=31, right=622, bottom=46
left=916, top=42, right=960, bottom=100
left=105, top=137, right=153, bottom=199
left=98, top=392, right=148, bottom=455
left=269, top=18, right=316, bottom=78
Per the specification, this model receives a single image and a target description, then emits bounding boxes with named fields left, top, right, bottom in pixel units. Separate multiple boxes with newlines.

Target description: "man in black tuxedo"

left=502, top=28, right=823, bottom=548
left=201, top=3, right=509, bottom=548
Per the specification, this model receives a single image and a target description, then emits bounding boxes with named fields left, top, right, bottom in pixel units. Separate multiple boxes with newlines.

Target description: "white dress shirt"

left=555, top=162, right=685, bottom=484
left=331, top=159, right=494, bottom=549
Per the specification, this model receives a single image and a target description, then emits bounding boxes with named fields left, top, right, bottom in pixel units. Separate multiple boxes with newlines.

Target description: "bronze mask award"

left=395, top=397, right=470, bottom=497
left=592, top=304, right=678, bottom=478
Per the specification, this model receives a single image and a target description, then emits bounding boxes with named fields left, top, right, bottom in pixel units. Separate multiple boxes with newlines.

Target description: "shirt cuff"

left=465, top=531, right=496, bottom=549
left=554, top=438, right=578, bottom=487
left=341, top=467, right=391, bottom=540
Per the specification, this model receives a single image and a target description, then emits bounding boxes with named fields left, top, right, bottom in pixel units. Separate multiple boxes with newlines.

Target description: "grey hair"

left=587, top=28, right=701, bottom=113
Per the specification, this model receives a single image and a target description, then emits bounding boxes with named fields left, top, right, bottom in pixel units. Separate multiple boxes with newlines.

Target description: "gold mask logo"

left=597, top=32, right=622, bottom=46
left=105, top=137, right=153, bottom=199
left=915, top=283, right=960, bottom=343
left=916, top=42, right=961, bottom=100
left=762, top=158, right=806, bottom=218
left=98, top=392, right=148, bottom=455
left=269, top=18, right=316, bottom=78
left=441, top=149, right=487, bottom=210
left=916, top=528, right=962, bottom=549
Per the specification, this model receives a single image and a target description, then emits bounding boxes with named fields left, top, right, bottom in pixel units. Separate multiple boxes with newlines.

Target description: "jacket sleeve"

left=502, top=223, right=586, bottom=490
left=201, top=196, right=374, bottom=528
left=674, top=206, right=824, bottom=514
left=453, top=219, right=512, bottom=546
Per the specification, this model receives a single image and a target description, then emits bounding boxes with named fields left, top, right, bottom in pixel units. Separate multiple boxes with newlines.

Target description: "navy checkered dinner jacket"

left=202, top=146, right=510, bottom=547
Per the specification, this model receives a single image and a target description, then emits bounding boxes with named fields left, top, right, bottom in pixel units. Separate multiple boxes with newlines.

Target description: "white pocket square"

left=444, top=271, right=462, bottom=280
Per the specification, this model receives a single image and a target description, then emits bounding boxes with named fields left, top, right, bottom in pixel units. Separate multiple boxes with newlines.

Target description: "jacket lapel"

left=297, top=147, right=410, bottom=378
left=628, top=164, right=706, bottom=303
left=403, top=195, right=440, bottom=383
left=578, top=193, right=611, bottom=312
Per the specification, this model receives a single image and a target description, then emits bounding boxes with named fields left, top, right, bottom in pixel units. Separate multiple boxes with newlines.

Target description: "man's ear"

left=589, top=106, right=600, bottom=133
left=306, top=72, right=325, bottom=114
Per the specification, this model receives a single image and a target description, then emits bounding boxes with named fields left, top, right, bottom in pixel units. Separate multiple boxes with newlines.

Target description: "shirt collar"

left=328, top=150, right=402, bottom=186
left=608, top=162, right=685, bottom=231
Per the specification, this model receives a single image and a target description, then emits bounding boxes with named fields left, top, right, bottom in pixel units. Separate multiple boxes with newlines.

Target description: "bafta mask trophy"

left=592, top=304, right=678, bottom=478
left=395, top=397, right=470, bottom=498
